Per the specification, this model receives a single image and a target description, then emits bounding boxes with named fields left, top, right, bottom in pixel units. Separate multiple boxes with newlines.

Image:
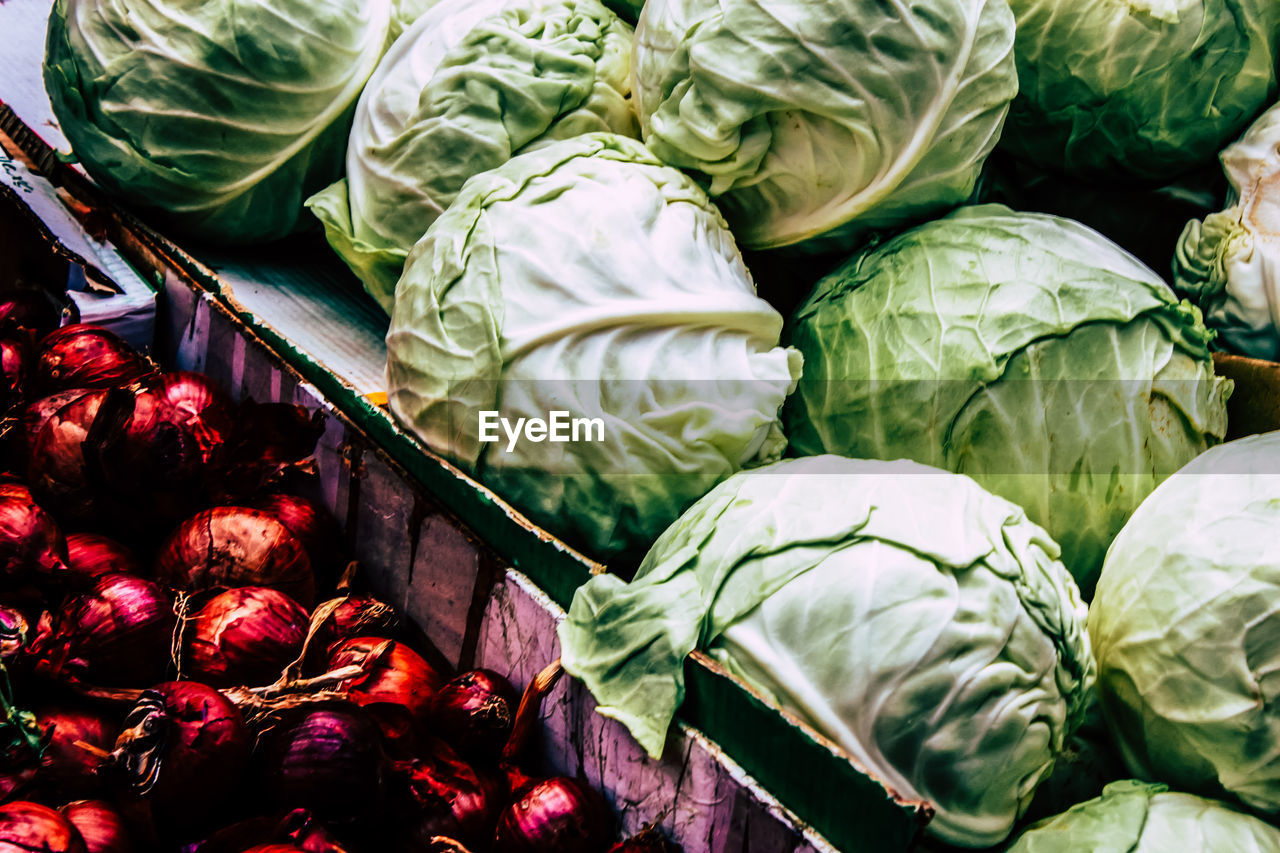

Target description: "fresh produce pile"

left=0, top=297, right=675, bottom=853
left=31, top=0, right=1280, bottom=849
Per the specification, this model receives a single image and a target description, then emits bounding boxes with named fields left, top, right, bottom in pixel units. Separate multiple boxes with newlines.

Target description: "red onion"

left=494, top=778, right=613, bottom=853
left=0, top=604, right=30, bottom=665
left=0, top=337, right=30, bottom=409
left=250, top=494, right=342, bottom=584
left=184, top=587, right=309, bottom=688
left=239, top=846, right=305, bottom=853
left=606, top=827, right=681, bottom=853
left=106, top=682, right=249, bottom=830
left=31, top=703, right=120, bottom=800
left=210, top=402, right=325, bottom=502
left=60, top=800, right=135, bottom=853
left=0, top=495, right=67, bottom=584
left=326, top=638, right=442, bottom=748
left=307, top=595, right=398, bottom=667
left=27, top=390, right=105, bottom=522
left=0, top=801, right=88, bottom=853
left=256, top=706, right=387, bottom=826
left=155, top=507, right=315, bottom=607
left=398, top=738, right=507, bottom=848
left=30, top=574, right=175, bottom=687
left=0, top=482, right=32, bottom=501
left=157, top=372, right=233, bottom=464
left=432, top=670, right=517, bottom=761
left=33, top=325, right=153, bottom=395
left=84, top=387, right=206, bottom=524
left=65, top=534, right=141, bottom=586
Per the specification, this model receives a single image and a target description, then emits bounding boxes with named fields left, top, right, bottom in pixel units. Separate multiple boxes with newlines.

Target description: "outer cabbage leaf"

left=1175, top=102, right=1280, bottom=360
left=307, top=0, right=639, bottom=312
left=1001, top=0, right=1280, bottom=181
left=559, top=455, right=1093, bottom=847
left=43, top=0, right=391, bottom=245
left=385, top=133, right=801, bottom=560
left=1007, top=780, right=1280, bottom=852
left=1089, top=431, right=1280, bottom=813
left=630, top=0, right=1018, bottom=252
left=784, top=204, right=1231, bottom=597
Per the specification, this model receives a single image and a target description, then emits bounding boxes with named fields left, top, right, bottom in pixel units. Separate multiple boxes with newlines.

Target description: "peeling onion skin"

left=64, top=534, right=142, bottom=588
left=0, top=800, right=89, bottom=853
left=155, top=507, right=316, bottom=607
left=184, top=587, right=309, bottom=688
left=0, top=495, right=68, bottom=585
left=326, top=637, right=443, bottom=749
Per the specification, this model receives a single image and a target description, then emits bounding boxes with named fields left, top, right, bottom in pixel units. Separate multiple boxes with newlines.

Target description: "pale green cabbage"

left=1089, top=431, right=1280, bottom=813
left=784, top=204, right=1231, bottom=597
left=385, top=133, right=801, bottom=560
left=307, top=0, right=638, bottom=313
left=44, top=0, right=391, bottom=245
left=1001, top=0, right=1280, bottom=181
left=559, top=455, right=1093, bottom=847
left=1007, top=781, right=1280, bottom=852
left=630, top=0, right=1018, bottom=252
left=1175, top=102, right=1280, bottom=361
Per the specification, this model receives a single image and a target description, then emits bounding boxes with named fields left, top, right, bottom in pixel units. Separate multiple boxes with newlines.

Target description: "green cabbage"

left=1000, top=0, right=1280, bottom=181
left=385, top=133, right=800, bottom=560
left=307, top=0, right=638, bottom=313
left=559, top=455, right=1094, bottom=847
left=784, top=204, right=1231, bottom=597
left=43, top=0, right=391, bottom=245
left=1007, top=781, right=1280, bottom=852
left=1089, top=431, right=1280, bottom=813
left=630, top=0, right=1018, bottom=253
left=1175, top=102, right=1280, bottom=361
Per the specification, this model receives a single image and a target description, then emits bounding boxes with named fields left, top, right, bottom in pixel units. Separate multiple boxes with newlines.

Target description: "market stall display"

left=7, top=0, right=1280, bottom=849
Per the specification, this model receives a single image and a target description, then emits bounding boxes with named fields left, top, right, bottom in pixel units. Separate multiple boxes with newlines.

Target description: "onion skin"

left=493, top=778, right=613, bottom=853
left=250, top=494, right=342, bottom=586
left=0, top=495, right=67, bottom=585
left=307, top=595, right=399, bottom=668
left=107, top=682, right=249, bottom=832
left=31, top=574, right=175, bottom=687
left=0, top=337, right=30, bottom=409
left=326, top=638, right=442, bottom=749
left=0, top=801, right=88, bottom=853
left=157, top=372, right=233, bottom=465
left=277, top=810, right=350, bottom=853
left=32, top=704, right=120, bottom=801
left=210, top=403, right=326, bottom=502
left=239, top=846, right=306, bottom=853
left=64, top=534, right=141, bottom=587
left=0, top=604, right=30, bottom=665
left=27, top=390, right=105, bottom=522
left=184, top=587, right=309, bottom=688
left=33, top=325, right=153, bottom=396
left=155, top=507, right=315, bottom=607
left=257, top=707, right=387, bottom=826
left=60, top=800, right=135, bottom=853
left=432, top=670, right=517, bottom=762
left=399, top=738, right=508, bottom=848
left=21, top=390, right=91, bottom=462
left=0, top=289, right=71, bottom=343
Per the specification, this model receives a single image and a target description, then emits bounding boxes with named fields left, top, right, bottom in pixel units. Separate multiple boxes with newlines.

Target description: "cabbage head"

left=1175, top=102, right=1280, bottom=361
left=1000, top=0, right=1280, bottom=182
left=1007, top=781, right=1280, bottom=852
left=44, top=0, right=391, bottom=245
left=784, top=204, right=1231, bottom=598
left=630, top=0, right=1018, bottom=253
left=559, top=455, right=1094, bottom=847
left=307, top=0, right=638, bottom=313
left=1089, top=431, right=1280, bottom=813
left=385, top=133, right=801, bottom=560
